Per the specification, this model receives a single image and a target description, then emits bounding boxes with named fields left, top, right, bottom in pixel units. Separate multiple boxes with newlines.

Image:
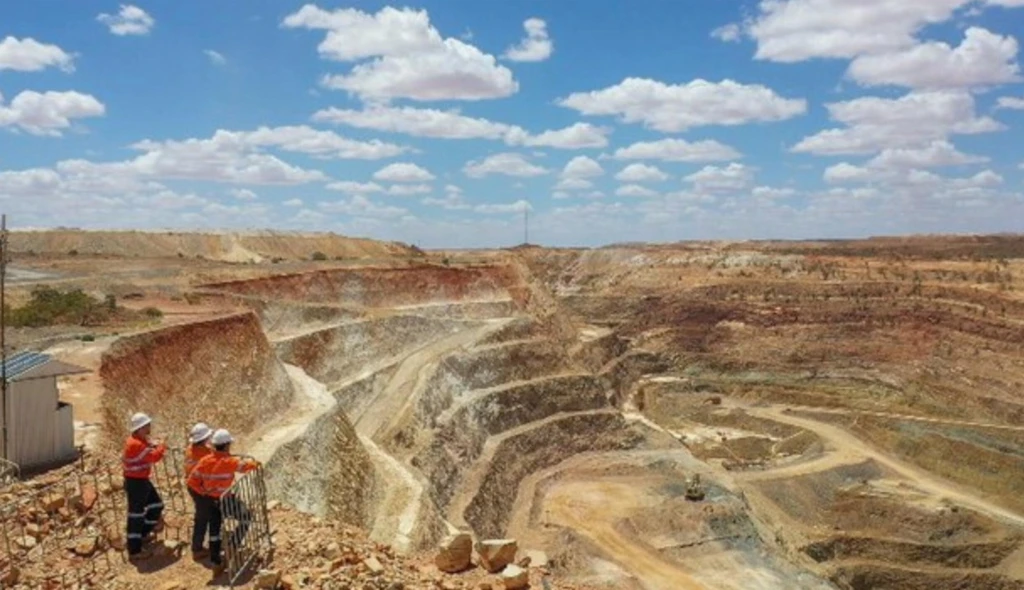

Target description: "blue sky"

left=1, top=1, right=1023, bottom=248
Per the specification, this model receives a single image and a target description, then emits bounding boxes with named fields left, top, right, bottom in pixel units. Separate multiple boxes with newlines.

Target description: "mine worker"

left=187, top=428, right=261, bottom=572
left=122, top=412, right=167, bottom=560
left=186, top=422, right=214, bottom=560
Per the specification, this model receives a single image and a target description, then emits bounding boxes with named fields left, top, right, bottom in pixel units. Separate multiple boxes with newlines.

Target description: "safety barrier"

left=221, top=457, right=274, bottom=587
left=0, top=457, right=17, bottom=488
left=0, top=462, right=128, bottom=587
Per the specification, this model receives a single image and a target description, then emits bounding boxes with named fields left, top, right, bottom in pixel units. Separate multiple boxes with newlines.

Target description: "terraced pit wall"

left=99, top=312, right=296, bottom=446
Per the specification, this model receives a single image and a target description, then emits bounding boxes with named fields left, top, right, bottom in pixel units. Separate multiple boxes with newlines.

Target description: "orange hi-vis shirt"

left=122, top=436, right=167, bottom=479
left=185, top=444, right=213, bottom=478
left=187, top=451, right=259, bottom=498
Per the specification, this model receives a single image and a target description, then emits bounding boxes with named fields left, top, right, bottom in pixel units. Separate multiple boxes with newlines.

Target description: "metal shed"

left=0, top=351, right=89, bottom=470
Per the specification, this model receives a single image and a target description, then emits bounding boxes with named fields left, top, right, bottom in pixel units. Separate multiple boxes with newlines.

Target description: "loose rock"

left=435, top=531, right=473, bottom=573
left=501, top=565, right=529, bottom=590
left=476, top=539, right=518, bottom=574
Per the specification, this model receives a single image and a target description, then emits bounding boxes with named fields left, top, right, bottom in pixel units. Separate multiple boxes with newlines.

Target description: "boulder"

left=254, top=569, right=282, bottom=589
left=14, top=536, right=37, bottom=550
left=73, top=536, right=99, bottom=557
left=476, top=539, right=518, bottom=574
left=501, top=564, right=529, bottom=589
left=364, top=556, right=384, bottom=574
left=435, top=531, right=473, bottom=573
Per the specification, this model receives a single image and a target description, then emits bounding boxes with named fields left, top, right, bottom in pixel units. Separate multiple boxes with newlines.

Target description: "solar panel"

left=1, top=351, right=52, bottom=382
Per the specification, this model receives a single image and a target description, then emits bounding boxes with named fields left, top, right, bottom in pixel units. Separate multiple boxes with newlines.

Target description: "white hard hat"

left=210, top=428, right=233, bottom=446
left=130, top=412, right=152, bottom=432
left=189, top=422, right=213, bottom=444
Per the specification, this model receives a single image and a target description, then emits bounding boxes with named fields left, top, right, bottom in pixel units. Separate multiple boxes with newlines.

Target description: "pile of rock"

left=435, top=531, right=549, bottom=590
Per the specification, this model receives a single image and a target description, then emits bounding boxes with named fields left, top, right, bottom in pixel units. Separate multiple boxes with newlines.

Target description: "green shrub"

left=142, top=307, right=163, bottom=319
left=311, top=251, right=328, bottom=261
left=3, top=287, right=108, bottom=327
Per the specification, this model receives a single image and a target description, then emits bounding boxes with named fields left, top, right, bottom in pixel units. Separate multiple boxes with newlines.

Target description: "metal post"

left=1, top=213, right=7, bottom=461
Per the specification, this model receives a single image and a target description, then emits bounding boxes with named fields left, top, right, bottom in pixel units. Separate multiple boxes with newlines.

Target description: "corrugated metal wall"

left=1, top=378, right=76, bottom=468
left=55, top=403, right=76, bottom=462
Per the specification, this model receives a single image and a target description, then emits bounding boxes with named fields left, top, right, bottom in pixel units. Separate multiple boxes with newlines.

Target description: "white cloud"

left=561, top=156, right=604, bottom=179
left=867, top=140, right=988, bottom=169
left=474, top=199, right=531, bottom=214
left=282, top=5, right=517, bottom=101
left=792, top=91, right=1003, bottom=155
left=240, top=125, right=407, bottom=160
left=326, top=180, right=385, bottom=193
left=464, top=153, right=548, bottom=177
left=558, top=77, right=807, bottom=132
left=314, top=105, right=511, bottom=140
left=503, top=18, right=553, bottom=62
left=372, top=162, right=435, bottom=182
left=204, top=50, right=227, bottom=66
left=846, top=28, right=1020, bottom=90
left=313, top=105, right=609, bottom=148
left=555, top=178, right=594, bottom=191
left=513, top=122, right=610, bottom=149
left=318, top=195, right=408, bottom=218
left=0, top=37, right=75, bottom=72
left=711, top=24, right=741, bottom=43
left=745, top=0, right=971, bottom=63
left=387, top=183, right=432, bottom=195
left=97, top=4, right=155, bottom=36
left=996, top=95, right=1024, bottom=109
left=423, top=192, right=471, bottom=210
left=752, top=186, right=797, bottom=199
left=283, top=198, right=304, bottom=207
left=615, top=163, right=669, bottom=183
left=0, top=90, right=105, bottom=136
left=684, top=163, right=754, bottom=192
left=230, top=188, right=258, bottom=201
left=616, top=184, right=659, bottom=198
left=613, top=138, right=741, bottom=162
left=825, top=163, right=1005, bottom=192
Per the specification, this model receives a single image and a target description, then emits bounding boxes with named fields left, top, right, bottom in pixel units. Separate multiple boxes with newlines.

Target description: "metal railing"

left=0, top=457, right=17, bottom=487
left=0, top=462, right=128, bottom=587
left=221, top=457, right=274, bottom=587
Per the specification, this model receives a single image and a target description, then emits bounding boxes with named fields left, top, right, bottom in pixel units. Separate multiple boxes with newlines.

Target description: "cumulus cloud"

left=282, top=5, right=517, bottom=101
left=846, top=28, right=1021, bottom=90
left=0, top=90, right=105, bottom=136
left=615, top=184, right=659, bottom=198
left=792, top=91, right=1003, bottom=155
left=463, top=153, right=548, bottom=178
left=283, top=198, right=304, bottom=207
left=240, top=125, right=407, bottom=160
left=474, top=199, right=531, bottom=214
left=613, top=138, right=741, bottom=162
left=97, top=4, right=155, bottom=36
left=560, top=156, right=604, bottom=179
left=313, top=105, right=609, bottom=148
left=684, top=163, right=755, bottom=192
left=372, top=162, right=435, bottom=182
left=204, top=50, right=227, bottom=66
left=615, top=163, right=669, bottom=183
left=0, top=37, right=75, bottom=72
left=559, top=77, right=807, bottom=132
left=386, top=183, right=432, bottom=195
left=319, top=195, right=408, bottom=218
left=711, top=24, right=741, bottom=42
left=326, top=180, right=385, bottom=193
left=503, top=18, right=553, bottom=62
left=554, top=178, right=594, bottom=191
left=230, top=188, right=258, bottom=201
left=745, top=0, right=971, bottom=63
left=866, top=140, right=988, bottom=169
left=996, top=95, right=1024, bottom=109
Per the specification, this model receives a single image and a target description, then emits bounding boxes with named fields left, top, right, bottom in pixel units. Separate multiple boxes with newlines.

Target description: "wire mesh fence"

left=221, top=457, right=274, bottom=587
left=0, top=448, right=272, bottom=588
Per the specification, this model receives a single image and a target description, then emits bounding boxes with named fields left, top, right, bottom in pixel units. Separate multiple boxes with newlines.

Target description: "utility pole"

left=1, top=214, right=8, bottom=461
left=523, top=206, right=529, bottom=245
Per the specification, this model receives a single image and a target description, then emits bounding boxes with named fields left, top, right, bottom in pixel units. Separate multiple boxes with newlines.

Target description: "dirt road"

left=741, top=405, right=1024, bottom=528
left=543, top=479, right=709, bottom=590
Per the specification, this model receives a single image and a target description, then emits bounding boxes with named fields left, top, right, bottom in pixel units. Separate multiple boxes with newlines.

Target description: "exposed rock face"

left=476, top=539, right=518, bottom=574
left=435, top=532, right=473, bottom=573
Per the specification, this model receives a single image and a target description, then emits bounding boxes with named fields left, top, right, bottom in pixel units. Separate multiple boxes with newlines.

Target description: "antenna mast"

left=1, top=214, right=8, bottom=460
left=523, top=206, right=529, bottom=245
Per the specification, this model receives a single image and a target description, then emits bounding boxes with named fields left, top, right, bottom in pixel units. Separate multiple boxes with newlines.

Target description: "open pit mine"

left=2, top=232, right=1024, bottom=590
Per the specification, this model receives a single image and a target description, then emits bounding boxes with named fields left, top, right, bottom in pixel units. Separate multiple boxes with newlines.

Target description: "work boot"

left=192, top=548, right=210, bottom=561
left=127, top=547, right=154, bottom=562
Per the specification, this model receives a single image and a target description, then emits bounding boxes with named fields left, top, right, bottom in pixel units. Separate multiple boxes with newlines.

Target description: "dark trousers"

left=124, top=478, right=163, bottom=554
left=189, top=488, right=214, bottom=552
left=210, top=495, right=252, bottom=565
